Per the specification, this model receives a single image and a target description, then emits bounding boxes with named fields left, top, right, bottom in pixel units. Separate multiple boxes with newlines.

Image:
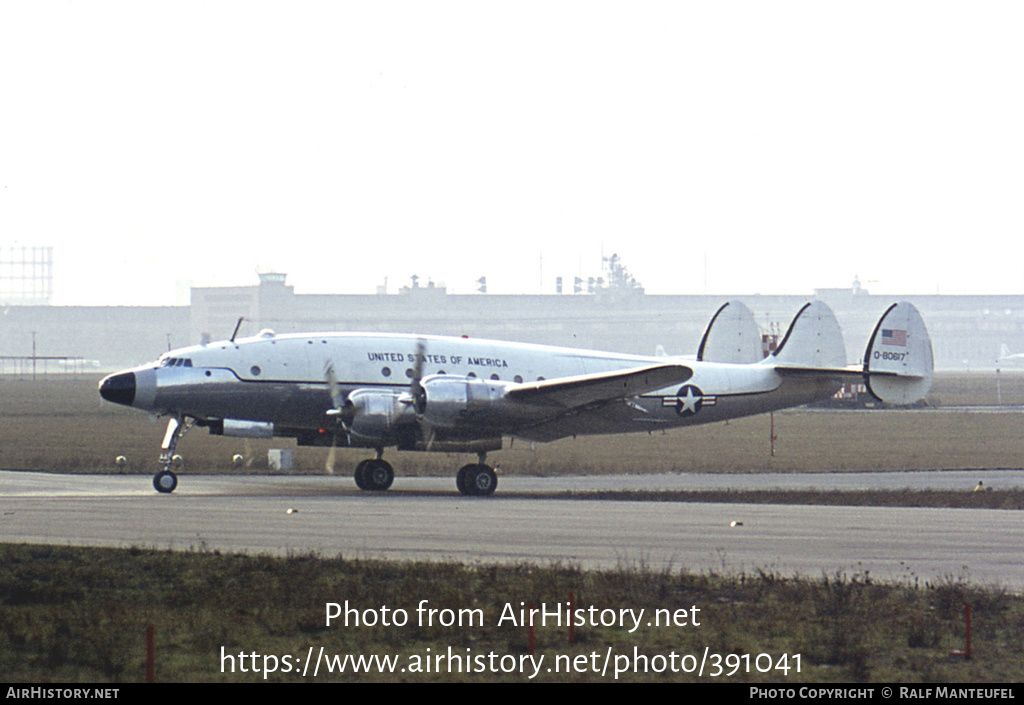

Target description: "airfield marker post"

left=145, top=624, right=156, bottom=683
left=952, top=603, right=973, bottom=660
left=965, top=603, right=973, bottom=660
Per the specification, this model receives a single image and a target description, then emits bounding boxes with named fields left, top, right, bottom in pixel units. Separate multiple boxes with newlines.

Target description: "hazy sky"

left=2, top=2, right=1022, bottom=306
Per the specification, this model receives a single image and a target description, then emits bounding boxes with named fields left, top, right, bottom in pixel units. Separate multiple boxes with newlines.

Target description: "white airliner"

left=99, top=300, right=934, bottom=496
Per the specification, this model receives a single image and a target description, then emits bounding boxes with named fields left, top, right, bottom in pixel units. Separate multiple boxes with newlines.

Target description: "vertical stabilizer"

left=863, top=302, right=933, bottom=404
left=697, top=300, right=764, bottom=364
left=771, top=301, right=847, bottom=370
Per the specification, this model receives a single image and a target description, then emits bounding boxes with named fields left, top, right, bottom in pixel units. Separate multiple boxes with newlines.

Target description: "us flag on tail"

left=881, top=329, right=907, bottom=346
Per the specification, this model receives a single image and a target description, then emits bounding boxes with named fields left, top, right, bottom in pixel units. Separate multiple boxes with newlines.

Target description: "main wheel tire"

left=354, top=459, right=371, bottom=490
left=456, top=464, right=474, bottom=495
left=361, top=459, right=394, bottom=491
left=153, top=469, right=178, bottom=494
left=457, top=464, right=497, bottom=496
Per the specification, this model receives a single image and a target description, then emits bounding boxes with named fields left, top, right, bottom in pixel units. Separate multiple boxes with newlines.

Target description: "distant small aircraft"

left=998, top=344, right=1024, bottom=365
left=99, top=300, right=933, bottom=495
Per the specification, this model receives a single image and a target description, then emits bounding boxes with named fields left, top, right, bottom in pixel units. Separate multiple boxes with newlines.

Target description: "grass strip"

left=0, top=543, right=1021, bottom=683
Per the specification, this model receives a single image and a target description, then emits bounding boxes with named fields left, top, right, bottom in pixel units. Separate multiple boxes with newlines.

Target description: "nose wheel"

left=153, top=469, right=178, bottom=494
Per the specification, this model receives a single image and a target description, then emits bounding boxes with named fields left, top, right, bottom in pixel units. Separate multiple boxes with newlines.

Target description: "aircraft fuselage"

left=103, top=331, right=838, bottom=445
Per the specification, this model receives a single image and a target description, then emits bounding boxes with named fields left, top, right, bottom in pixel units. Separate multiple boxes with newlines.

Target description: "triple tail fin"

left=768, top=299, right=933, bottom=405
left=862, top=301, right=934, bottom=404
left=770, top=300, right=848, bottom=371
left=697, top=300, right=765, bottom=364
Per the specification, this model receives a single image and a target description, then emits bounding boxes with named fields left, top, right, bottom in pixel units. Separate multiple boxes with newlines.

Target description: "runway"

left=2, top=470, right=1023, bottom=591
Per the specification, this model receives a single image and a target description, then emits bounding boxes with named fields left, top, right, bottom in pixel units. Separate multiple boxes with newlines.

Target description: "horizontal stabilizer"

left=506, top=364, right=692, bottom=410
left=770, top=301, right=847, bottom=371
left=863, top=302, right=934, bottom=404
left=697, top=300, right=764, bottom=364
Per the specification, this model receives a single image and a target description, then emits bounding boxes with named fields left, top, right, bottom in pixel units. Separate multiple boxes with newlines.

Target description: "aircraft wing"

left=506, top=363, right=692, bottom=411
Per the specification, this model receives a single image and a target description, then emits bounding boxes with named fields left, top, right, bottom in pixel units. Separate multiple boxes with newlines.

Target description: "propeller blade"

left=410, top=338, right=427, bottom=414
left=323, top=362, right=347, bottom=472
left=421, top=423, right=436, bottom=451
left=405, top=338, right=433, bottom=445
left=324, top=361, right=344, bottom=412
left=325, top=434, right=337, bottom=475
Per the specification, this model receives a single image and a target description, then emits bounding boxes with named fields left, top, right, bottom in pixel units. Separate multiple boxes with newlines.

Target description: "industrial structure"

left=1, top=264, right=1022, bottom=372
left=0, top=247, right=52, bottom=306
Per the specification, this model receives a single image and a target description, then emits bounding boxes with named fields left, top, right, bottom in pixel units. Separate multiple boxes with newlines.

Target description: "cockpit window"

left=160, top=358, right=193, bottom=367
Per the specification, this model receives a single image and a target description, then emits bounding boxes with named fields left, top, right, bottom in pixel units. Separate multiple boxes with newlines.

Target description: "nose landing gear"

left=153, top=416, right=192, bottom=494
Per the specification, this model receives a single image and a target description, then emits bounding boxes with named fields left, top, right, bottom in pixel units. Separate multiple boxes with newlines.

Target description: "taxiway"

left=2, top=470, right=1022, bottom=590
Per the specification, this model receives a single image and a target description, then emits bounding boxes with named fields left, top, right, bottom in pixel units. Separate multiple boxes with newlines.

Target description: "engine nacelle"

left=342, top=377, right=513, bottom=445
left=419, top=375, right=508, bottom=429
left=345, top=389, right=413, bottom=443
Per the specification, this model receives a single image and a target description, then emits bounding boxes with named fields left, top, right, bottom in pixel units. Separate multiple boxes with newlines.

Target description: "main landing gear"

left=456, top=461, right=498, bottom=497
left=354, top=450, right=395, bottom=491
left=352, top=450, right=498, bottom=496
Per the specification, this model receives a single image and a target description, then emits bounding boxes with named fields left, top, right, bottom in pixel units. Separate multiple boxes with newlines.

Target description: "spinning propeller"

left=321, top=338, right=434, bottom=471
left=408, top=339, right=427, bottom=414
left=401, top=339, right=436, bottom=449
left=323, top=361, right=347, bottom=474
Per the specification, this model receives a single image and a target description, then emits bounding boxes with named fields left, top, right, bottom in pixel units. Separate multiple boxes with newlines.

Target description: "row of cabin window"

left=217, top=360, right=547, bottom=383
left=381, top=367, right=544, bottom=383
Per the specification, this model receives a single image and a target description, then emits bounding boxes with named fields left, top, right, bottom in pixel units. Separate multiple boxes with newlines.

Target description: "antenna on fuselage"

left=230, top=317, right=246, bottom=342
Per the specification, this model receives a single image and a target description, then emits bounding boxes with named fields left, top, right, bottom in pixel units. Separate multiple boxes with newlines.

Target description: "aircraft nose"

left=99, top=371, right=136, bottom=406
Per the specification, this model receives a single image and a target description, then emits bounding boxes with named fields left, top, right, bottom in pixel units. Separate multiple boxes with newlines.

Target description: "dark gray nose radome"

left=99, top=371, right=136, bottom=407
